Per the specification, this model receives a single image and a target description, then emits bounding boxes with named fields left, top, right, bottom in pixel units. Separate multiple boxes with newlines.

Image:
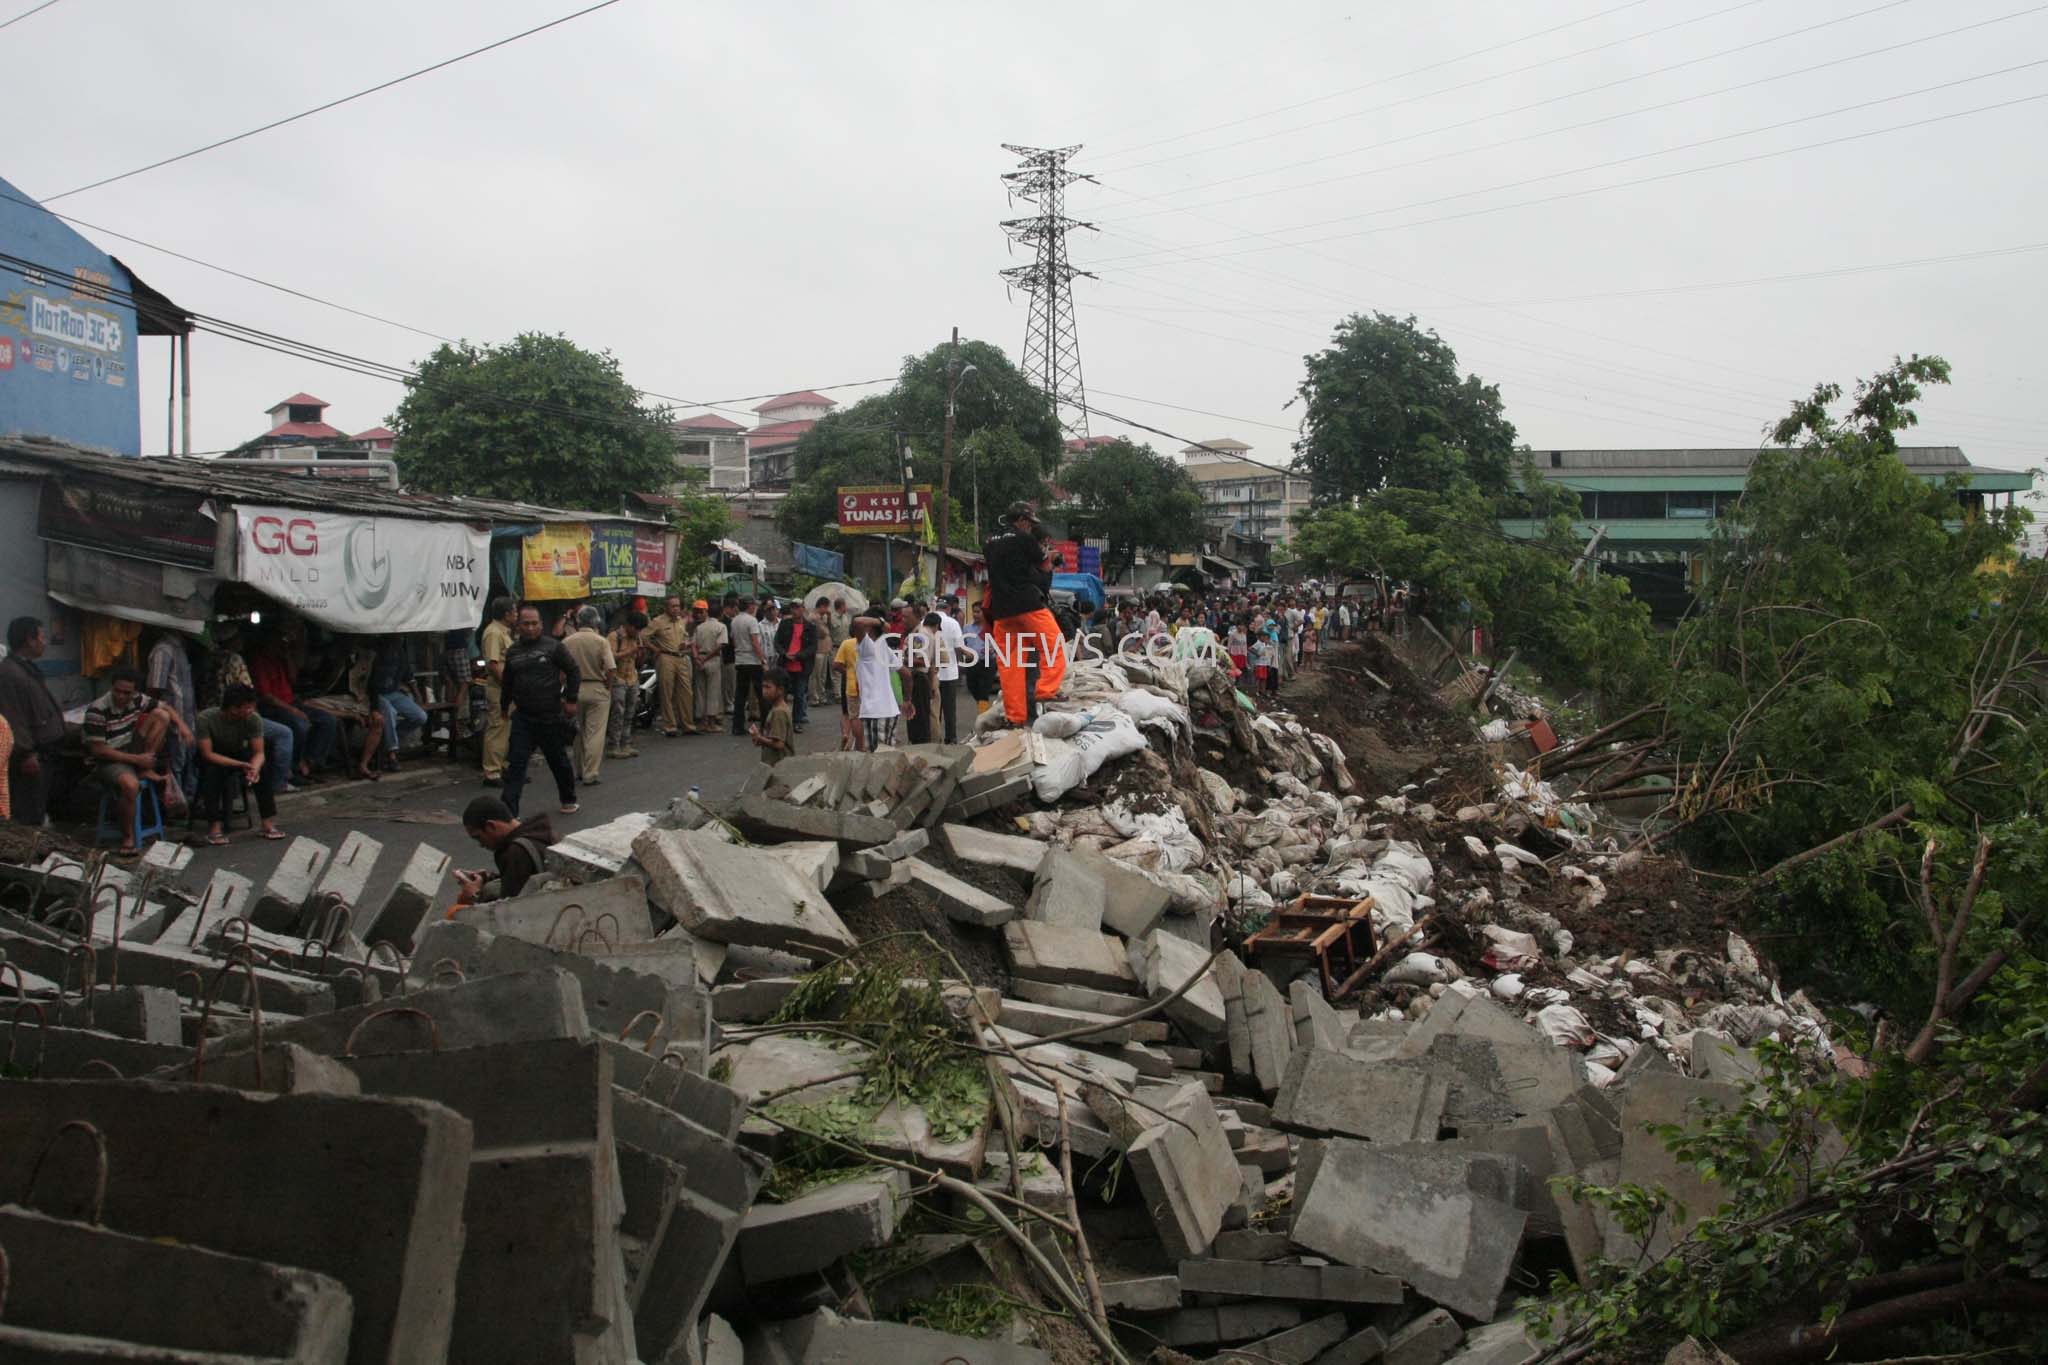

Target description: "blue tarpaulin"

left=793, top=542, right=845, bottom=579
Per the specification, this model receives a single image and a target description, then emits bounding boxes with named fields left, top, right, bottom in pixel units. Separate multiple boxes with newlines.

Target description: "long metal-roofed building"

left=1500, top=446, right=2035, bottom=617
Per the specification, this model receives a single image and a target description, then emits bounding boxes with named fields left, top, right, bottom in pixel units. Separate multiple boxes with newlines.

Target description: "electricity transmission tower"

left=1000, top=143, right=1096, bottom=440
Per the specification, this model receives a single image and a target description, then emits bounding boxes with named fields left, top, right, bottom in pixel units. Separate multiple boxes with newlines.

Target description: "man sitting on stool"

left=84, top=665, right=193, bottom=852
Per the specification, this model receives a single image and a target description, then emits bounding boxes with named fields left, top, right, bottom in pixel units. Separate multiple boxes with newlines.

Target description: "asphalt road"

left=173, top=704, right=860, bottom=915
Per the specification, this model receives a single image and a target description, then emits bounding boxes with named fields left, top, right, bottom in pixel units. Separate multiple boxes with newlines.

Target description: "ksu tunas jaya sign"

left=836, top=485, right=934, bottom=536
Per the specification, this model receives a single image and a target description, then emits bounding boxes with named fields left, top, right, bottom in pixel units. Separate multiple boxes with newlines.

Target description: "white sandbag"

left=1490, top=973, right=1527, bottom=1001
left=1069, top=710, right=1146, bottom=781
left=1033, top=710, right=1092, bottom=739
left=1115, top=688, right=1189, bottom=729
left=1383, top=952, right=1454, bottom=987
left=1532, top=1003, right=1596, bottom=1048
left=1480, top=925, right=1542, bottom=971
left=1479, top=718, right=1512, bottom=742
left=1029, top=737, right=1087, bottom=802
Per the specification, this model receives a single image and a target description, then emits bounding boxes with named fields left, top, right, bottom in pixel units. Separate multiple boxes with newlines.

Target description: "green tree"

left=1056, top=439, right=1207, bottom=584
left=391, top=333, right=677, bottom=510
left=777, top=338, right=1060, bottom=547
left=1293, top=313, right=1518, bottom=501
left=666, top=471, right=734, bottom=590
left=1291, top=460, right=1654, bottom=703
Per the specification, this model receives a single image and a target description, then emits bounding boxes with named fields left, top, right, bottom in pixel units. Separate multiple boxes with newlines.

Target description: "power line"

left=1095, top=3, right=2042, bottom=222
left=1089, top=65, right=2048, bottom=269
left=1090, top=0, right=1667, bottom=162
left=0, top=0, right=63, bottom=32
left=1093, top=0, right=1801, bottom=174
left=43, top=0, right=624, bottom=202
left=1085, top=387, right=1301, bottom=436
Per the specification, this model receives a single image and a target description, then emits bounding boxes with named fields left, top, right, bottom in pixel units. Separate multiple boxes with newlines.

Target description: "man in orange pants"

left=983, top=504, right=1068, bottom=724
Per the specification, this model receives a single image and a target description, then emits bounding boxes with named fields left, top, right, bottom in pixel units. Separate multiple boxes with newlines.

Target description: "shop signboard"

left=634, top=531, right=670, bottom=596
left=39, top=472, right=218, bottom=569
left=234, top=505, right=489, bottom=633
left=1045, top=539, right=1081, bottom=572
left=588, top=523, right=637, bottom=593
left=522, top=523, right=591, bottom=600
left=836, top=485, right=933, bottom=536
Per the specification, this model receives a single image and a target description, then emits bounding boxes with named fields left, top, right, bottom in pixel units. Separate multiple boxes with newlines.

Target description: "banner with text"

left=634, top=531, right=670, bottom=596
left=235, top=506, right=489, bottom=633
left=522, top=523, right=592, bottom=600
left=588, top=523, right=638, bottom=593
left=836, top=485, right=934, bottom=536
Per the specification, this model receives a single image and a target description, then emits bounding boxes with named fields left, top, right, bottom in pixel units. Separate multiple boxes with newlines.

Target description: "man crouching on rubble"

left=449, top=794, right=559, bottom=912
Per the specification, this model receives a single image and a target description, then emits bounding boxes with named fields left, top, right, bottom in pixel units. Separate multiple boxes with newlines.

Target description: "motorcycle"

left=636, top=663, right=660, bottom=732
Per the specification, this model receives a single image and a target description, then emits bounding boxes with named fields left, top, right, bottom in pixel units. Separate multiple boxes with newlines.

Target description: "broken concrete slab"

left=635, top=828, right=858, bottom=958
left=461, top=873, right=656, bottom=948
left=0, top=931, right=335, bottom=1017
left=363, top=843, right=451, bottom=952
left=1397, top=987, right=1544, bottom=1059
left=1178, top=1258, right=1402, bottom=1305
left=307, top=830, right=381, bottom=932
left=1444, top=1317, right=1542, bottom=1364
left=477, top=931, right=710, bottom=1070
left=768, top=1306, right=1051, bottom=1364
left=249, top=834, right=329, bottom=932
left=1211, top=1311, right=1349, bottom=1365
left=996, top=997, right=1140, bottom=1044
left=1291, top=1138, right=1528, bottom=1321
left=717, top=1033, right=866, bottom=1107
left=735, top=1170, right=913, bottom=1284
left=1290, top=977, right=1349, bottom=1051
left=50, top=985, right=179, bottom=1045
left=1100, top=1270, right=1184, bottom=1313
left=1317, top=1323, right=1393, bottom=1365
left=0, top=1078, right=471, bottom=1365
left=14, top=1025, right=190, bottom=1081
left=0, top=1202, right=354, bottom=1364
left=1273, top=1047, right=1448, bottom=1144
left=941, top=823, right=1049, bottom=878
left=1128, top=933, right=1228, bottom=1049
left=1120, top=1079, right=1243, bottom=1261
left=1008, top=976, right=1152, bottom=1019
left=1003, top=920, right=1139, bottom=993
left=1027, top=846, right=1171, bottom=940
left=904, top=858, right=1016, bottom=927
left=1606, top=1072, right=1743, bottom=1260
left=546, top=810, right=658, bottom=883
left=1150, top=1304, right=1305, bottom=1347
left=727, top=792, right=897, bottom=848
left=759, top=840, right=842, bottom=894
left=156, top=1041, right=362, bottom=1096
left=1428, top=1035, right=1584, bottom=1131
left=1239, top=968, right=1296, bottom=1098
left=208, top=967, right=593, bottom=1062
left=1384, top=1308, right=1464, bottom=1365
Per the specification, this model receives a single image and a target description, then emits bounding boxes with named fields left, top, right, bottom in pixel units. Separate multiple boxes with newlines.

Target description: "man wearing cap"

left=689, top=600, right=725, bottom=729
left=644, top=594, right=696, bottom=738
left=982, top=503, right=1067, bottom=725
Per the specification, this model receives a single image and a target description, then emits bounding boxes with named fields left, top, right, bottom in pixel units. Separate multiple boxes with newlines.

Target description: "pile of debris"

left=0, top=639, right=1809, bottom=1364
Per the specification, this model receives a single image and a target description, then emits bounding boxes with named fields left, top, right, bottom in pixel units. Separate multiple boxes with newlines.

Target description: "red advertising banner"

left=836, top=485, right=935, bottom=536
left=1044, top=539, right=1081, bottom=572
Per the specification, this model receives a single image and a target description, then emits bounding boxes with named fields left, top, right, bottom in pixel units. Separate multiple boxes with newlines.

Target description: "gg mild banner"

left=235, top=505, right=489, bottom=632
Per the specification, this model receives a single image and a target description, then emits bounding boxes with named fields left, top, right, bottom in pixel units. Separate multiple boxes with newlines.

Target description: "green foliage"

left=1533, top=1019, right=2048, bottom=1357
left=895, top=1283, right=1015, bottom=1338
left=665, top=472, right=734, bottom=589
left=778, top=337, right=1059, bottom=546
left=391, top=333, right=678, bottom=510
left=1056, top=438, right=1207, bottom=583
left=1291, top=468, right=1656, bottom=704
left=1663, top=355, right=2047, bottom=1008
left=759, top=941, right=993, bottom=1191
left=1293, top=313, right=1518, bottom=501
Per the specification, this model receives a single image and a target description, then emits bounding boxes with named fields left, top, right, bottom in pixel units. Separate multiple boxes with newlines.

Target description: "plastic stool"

left=96, top=782, right=165, bottom=848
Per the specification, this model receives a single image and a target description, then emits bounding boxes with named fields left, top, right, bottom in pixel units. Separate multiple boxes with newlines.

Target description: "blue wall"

left=0, top=174, right=143, bottom=455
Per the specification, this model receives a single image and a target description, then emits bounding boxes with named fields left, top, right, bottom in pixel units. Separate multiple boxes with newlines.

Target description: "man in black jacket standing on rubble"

left=499, top=604, right=581, bottom=817
left=982, top=502, right=1067, bottom=725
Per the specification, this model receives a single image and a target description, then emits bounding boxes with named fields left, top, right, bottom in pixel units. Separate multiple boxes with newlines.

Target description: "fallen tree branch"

left=1753, top=802, right=1915, bottom=886
left=1725, top=1275, right=2048, bottom=1364
left=1330, top=914, right=1437, bottom=999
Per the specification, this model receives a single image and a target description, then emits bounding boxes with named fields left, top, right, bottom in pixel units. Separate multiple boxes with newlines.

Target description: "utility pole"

left=939, top=327, right=958, bottom=597
left=999, top=144, right=1096, bottom=446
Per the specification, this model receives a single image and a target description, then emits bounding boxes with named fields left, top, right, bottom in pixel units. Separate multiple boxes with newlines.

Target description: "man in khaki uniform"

left=560, top=606, right=616, bottom=783
left=479, top=595, right=517, bottom=784
left=689, top=600, right=727, bottom=729
left=606, top=609, right=646, bottom=759
left=643, top=595, right=695, bottom=737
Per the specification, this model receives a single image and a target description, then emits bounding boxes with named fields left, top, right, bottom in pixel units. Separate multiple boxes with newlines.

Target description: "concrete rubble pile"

left=0, top=641, right=1813, bottom=1365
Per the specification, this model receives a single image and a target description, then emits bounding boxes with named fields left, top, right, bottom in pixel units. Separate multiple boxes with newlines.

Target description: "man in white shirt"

left=728, top=598, right=765, bottom=735
left=935, top=596, right=965, bottom=744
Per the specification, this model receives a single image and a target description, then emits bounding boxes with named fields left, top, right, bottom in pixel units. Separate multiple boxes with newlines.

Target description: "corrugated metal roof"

left=0, top=436, right=668, bottom=527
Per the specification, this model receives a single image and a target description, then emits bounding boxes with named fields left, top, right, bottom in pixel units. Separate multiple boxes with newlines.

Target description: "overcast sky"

left=9, top=0, right=2043, bottom=483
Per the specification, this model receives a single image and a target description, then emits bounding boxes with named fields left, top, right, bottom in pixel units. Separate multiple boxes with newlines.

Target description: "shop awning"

left=714, top=538, right=766, bottom=571
left=45, top=541, right=216, bottom=634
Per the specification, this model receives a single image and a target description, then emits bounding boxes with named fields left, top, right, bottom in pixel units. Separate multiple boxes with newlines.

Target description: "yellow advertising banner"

left=522, top=522, right=592, bottom=600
